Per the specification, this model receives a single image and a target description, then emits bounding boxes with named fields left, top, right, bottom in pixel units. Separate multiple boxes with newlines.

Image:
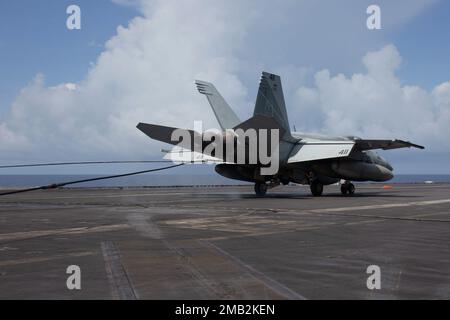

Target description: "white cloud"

left=293, top=44, right=450, bottom=152
left=0, top=0, right=252, bottom=161
left=110, top=0, right=145, bottom=8
left=0, top=0, right=444, bottom=164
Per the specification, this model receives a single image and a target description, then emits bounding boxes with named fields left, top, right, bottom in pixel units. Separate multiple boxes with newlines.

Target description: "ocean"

left=0, top=174, right=449, bottom=188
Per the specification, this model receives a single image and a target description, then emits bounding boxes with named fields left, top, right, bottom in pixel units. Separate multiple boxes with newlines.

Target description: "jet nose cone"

left=386, top=169, right=394, bottom=181
left=376, top=164, right=393, bottom=181
left=385, top=162, right=393, bottom=171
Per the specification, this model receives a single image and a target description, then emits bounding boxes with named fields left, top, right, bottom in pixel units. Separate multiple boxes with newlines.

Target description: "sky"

left=0, top=0, right=449, bottom=174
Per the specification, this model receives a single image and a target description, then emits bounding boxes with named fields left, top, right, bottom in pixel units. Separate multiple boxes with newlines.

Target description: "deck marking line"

left=101, top=241, right=138, bottom=300
left=203, top=240, right=307, bottom=300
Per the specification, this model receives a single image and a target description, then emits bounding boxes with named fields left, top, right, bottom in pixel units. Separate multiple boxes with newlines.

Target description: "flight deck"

left=0, top=183, right=449, bottom=299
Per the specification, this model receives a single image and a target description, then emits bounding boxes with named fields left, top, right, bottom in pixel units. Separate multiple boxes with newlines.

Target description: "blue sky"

left=1, top=0, right=448, bottom=101
left=0, top=0, right=139, bottom=117
left=392, top=1, right=450, bottom=89
left=0, top=0, right=449, bottom=174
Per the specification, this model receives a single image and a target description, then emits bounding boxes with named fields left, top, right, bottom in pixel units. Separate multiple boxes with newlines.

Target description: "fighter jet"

left=137, top=72, right=424, bottom=197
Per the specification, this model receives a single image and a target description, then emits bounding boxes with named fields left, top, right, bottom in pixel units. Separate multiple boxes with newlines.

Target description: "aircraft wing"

left=162, top=147, right=223, bottom=163
left=353, top=139, right=425, bottom=151
left=287, top=138, right=424, bottom=164
left=287, top=141, right=355, bottom=163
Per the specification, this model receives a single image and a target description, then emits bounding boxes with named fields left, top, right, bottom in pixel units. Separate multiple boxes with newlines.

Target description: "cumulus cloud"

left=0, top=0, right=252, bottom=161
left=293, top=44, right=450, bottom=152
left=0, top=0, right=444, bottom=165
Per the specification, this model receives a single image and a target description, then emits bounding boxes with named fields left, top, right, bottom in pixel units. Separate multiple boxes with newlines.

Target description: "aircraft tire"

left=348, top=183, right=355, bottom=195
left=310, top=180, right=323, bottom=196
left=341, top=183, right=355, bottom=195
left=254, top=182, right=267, bottom=196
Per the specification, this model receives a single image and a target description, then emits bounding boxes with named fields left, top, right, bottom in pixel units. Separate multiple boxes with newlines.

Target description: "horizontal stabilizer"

left=137, top=122, right=200, bottom=151
left=233, top=114, right=285, bottom=138
left=137, top=115, right=283, bottom=164
left=162, top=146, right=223, bottom=163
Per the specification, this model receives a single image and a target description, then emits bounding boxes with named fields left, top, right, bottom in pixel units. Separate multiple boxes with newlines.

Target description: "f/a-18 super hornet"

left=137, top=72, right=424, bottom=197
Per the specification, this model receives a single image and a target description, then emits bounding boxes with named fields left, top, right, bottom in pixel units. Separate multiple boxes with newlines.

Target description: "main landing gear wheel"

left=254, top=182, right=268, bottom=196
left=341, top=182, right=355, bottom=195
left=310, top=180, right=323, bottom=197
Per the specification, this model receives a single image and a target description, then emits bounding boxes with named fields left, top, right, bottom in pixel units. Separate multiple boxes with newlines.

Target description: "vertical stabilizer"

left=254, top=72, right=290, bottom=134
left=195, top=80, right=241, bottom=130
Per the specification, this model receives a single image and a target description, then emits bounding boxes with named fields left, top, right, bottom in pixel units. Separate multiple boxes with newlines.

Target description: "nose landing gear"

left=341, top=181, right=355, bottom=195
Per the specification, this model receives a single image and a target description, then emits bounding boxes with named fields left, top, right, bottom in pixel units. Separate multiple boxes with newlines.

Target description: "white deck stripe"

left=309, top=199, right=450, bottom=213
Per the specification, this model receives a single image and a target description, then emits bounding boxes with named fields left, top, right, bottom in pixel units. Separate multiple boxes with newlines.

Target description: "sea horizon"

left=0, top=174, right=449, bottom=188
